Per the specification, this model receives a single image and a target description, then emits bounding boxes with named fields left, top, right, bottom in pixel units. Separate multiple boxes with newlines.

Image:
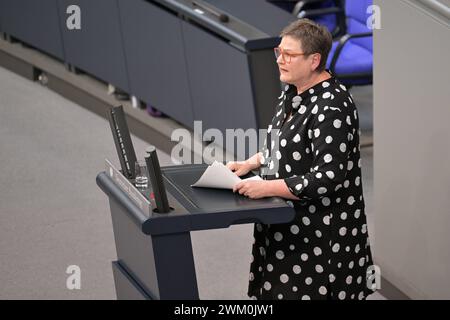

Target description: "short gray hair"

left=280, top=19, right=332, bottom=72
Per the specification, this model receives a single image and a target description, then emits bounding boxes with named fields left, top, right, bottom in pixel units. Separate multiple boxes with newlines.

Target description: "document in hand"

left=191, top=161, right=262, bottom=190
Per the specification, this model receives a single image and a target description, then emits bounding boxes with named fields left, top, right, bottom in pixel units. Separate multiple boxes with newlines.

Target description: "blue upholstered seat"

left=326, top=0, right=373, bottom=86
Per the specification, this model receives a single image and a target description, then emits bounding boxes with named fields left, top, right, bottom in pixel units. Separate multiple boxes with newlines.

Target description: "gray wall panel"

left=0, top=0, right=65, bottom=60
left=0, top=1, right=3, bottom=32
left=59, top=0, right=129, bottom=91
left=374, top=0, right=450, bottom=299
left=118, top=0, right=194, bottom=126
left=182, top=20, right=257, bottom=135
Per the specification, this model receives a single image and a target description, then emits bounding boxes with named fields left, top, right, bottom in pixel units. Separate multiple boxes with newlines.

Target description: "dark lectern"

left=97, top=163, right=296, bottom=300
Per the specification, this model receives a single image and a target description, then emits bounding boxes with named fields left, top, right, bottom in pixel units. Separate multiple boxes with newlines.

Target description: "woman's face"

left=276, top=36, right=317, bottom=85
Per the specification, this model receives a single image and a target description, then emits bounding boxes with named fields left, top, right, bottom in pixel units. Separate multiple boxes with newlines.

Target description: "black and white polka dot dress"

left=248, top=73, right=376, bottom=300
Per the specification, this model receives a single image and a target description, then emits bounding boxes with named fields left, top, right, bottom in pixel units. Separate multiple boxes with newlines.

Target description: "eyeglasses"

left=274, top=47, right=307, bottom=63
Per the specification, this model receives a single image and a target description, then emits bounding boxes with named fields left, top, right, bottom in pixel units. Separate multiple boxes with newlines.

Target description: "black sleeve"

left=284, top=107, right=353, bottom=201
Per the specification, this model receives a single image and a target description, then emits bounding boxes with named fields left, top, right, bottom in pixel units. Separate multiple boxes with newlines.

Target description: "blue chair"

left=326, top=0, right=373, bottom=86
left=293, top=0, right=345, bottom=38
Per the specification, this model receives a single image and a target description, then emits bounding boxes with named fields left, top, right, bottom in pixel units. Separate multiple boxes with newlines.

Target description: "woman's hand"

left=233, top=179, right=301, bottom=201
left=226, top=160, right=254, bottom=177
left=226, top=153, right=262, bottom=177
left=233, top=180, right=272, bottom=199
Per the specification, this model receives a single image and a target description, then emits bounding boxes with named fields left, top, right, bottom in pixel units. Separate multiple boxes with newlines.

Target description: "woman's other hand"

left=226, top=160, right=253, bottom=177
left=233, top=180, right=272, bottom=199
left=226, top=152, right=262, bottom=177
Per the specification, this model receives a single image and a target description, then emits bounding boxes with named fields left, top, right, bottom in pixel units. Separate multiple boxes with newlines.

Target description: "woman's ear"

left=311, top=53, right=322, bottom=72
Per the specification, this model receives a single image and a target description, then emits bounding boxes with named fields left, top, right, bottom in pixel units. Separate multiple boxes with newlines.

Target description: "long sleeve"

left=284, top=107, right=354, bottom=202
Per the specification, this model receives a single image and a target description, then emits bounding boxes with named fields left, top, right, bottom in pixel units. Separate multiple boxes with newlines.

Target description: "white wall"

left=374, top=0, right=450, bottom=299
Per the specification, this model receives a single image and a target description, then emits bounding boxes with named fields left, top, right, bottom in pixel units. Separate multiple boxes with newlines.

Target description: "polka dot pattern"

left=249, top=78, right=374, bottom=301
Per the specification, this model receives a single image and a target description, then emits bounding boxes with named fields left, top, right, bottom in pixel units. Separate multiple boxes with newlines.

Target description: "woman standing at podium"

left=227, top=19, right=376, bottom=300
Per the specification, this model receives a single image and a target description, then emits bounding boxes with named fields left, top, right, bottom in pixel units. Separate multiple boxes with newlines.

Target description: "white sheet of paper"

left=191, top=161, right=262, bottom=189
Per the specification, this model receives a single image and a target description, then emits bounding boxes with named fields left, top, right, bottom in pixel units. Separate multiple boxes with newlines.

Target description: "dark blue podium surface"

left=97, top=164, right=295, bottom=300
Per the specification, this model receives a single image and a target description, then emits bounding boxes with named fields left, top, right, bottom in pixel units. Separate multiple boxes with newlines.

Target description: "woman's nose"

left=277, top=55, right=284, bottom=65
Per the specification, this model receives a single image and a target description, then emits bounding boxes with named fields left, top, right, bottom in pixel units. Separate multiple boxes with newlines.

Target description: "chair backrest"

left=314, top=0, right=339, bottom=34
left=345, top=0, right=373, bottom=52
